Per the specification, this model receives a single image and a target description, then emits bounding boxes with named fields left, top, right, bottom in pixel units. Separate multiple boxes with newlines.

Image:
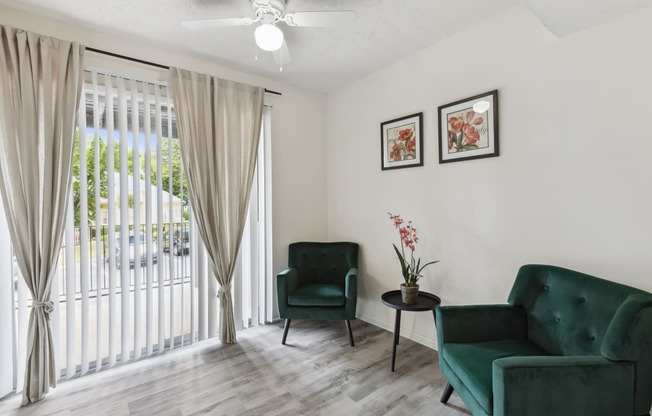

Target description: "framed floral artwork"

left=438, top=90, right=499, bottom=164
left=380, top=112, right=423, bottom=170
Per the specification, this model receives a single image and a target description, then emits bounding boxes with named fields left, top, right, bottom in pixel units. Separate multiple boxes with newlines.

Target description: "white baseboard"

left=357, top=313, right=439, bottom=351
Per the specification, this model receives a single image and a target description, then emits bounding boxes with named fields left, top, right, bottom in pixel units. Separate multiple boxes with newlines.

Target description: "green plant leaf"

left=416, top=260, right=439, bottom=274
left=462, top=144, right=479, bottom=150
left=393, top=244, right=409, bottom=279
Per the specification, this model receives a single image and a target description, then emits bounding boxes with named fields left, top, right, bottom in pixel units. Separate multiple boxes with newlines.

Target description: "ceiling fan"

left=181, top=0, right=355, bottom=66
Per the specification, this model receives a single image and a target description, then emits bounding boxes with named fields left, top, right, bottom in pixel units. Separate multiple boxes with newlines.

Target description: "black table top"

left=381, top=290, right=441, bottom=311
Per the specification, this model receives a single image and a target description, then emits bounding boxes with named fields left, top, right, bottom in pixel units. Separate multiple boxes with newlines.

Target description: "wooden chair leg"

left=440, top=382, right=454, bottom=403
left=345, top=320, right=355, bottom=347
left=282, top=319, right=291, bottom=345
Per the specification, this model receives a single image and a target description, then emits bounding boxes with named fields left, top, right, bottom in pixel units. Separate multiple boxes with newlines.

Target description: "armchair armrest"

left=436, top=305, right=527, bottom=346
left=345, top=268, right=358, bottom=318
left=493, top=356, right=635, bottom=416
left=277, top=268, right=299, bottom=318
left=345, top=268, right=357, bottom=299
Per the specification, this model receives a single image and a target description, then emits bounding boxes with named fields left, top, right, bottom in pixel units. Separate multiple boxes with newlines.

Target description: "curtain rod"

left=86, top=47, right=283, bottom=96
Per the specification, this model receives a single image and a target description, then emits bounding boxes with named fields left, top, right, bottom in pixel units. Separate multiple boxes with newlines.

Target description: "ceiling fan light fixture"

left=255, top=23, right=284, bottom=51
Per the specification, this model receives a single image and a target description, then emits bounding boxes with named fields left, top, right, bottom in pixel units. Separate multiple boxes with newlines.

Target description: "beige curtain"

left=169, top=68, right=263, bottom=344
left=0, top=26, right=84, bottom=404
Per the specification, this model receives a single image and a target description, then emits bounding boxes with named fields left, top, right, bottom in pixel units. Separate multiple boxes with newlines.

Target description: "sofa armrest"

left=276, top=268, right=299, bottom=318
left=602, top=295, right=652, bottom=360
left=493, top=356, right=635, bottom=416
left=345, top=268, right=358, bottom=318
left=436, top=305, right=527, bottom=346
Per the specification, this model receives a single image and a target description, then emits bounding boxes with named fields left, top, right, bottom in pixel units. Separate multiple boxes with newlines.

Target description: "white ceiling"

left=1, top=0, right=650, bottom=92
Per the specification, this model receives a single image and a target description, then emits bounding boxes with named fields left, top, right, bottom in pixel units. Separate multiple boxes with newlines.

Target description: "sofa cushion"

left=288, top=283, right=345, bottom=306
left=443, top=339, right=550, bottom=413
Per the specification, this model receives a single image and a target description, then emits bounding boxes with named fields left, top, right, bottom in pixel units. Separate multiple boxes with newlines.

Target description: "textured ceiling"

left=521, top=0, right=652, bottom=37
left=1, top=0, right=650, bottom=92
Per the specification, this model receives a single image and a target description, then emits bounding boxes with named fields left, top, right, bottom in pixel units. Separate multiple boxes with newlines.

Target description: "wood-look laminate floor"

left=0, top=320, right=471, bottom=416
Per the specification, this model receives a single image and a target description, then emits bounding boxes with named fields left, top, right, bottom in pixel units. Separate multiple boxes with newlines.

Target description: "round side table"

left=381, top=290, right=441, bottom=372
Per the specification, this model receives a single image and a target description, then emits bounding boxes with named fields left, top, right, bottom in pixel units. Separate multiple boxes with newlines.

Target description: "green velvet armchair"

left=436, top=264, right=652, bottom=416
left=276, top=242, right=359, bottom=346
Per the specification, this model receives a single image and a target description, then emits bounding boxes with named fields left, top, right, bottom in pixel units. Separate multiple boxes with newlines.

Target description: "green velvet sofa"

left=436, top=264, right=652, bottom=416
left=277, top=242, right=359, bottom=346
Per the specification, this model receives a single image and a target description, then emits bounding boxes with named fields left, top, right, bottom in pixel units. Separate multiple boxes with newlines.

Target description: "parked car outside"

left=116, top=234, right=158, bottom=269
left=163, top=227, right=190, bottom=256
left=172, top=229, right=189, bottom=256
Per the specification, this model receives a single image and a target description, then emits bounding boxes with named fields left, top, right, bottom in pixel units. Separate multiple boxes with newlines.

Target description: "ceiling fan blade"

left=284, top=11, right=355, bottom=28
left=181, top=17, right=254, bottom=30
left=273, top=39, right=292, bottom=66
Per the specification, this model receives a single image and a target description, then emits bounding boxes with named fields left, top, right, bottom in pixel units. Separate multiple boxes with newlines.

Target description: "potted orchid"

left=388, top=212, right=438, bottom=304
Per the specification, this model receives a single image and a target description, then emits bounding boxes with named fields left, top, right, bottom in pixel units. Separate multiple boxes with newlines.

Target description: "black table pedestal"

left=381, top=290, right=441, bottom=372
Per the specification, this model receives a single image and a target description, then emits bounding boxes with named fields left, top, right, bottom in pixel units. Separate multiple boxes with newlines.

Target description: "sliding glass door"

left=57, top=69, right=194, bottom=376
left=0, top=69, right=272, bottom=396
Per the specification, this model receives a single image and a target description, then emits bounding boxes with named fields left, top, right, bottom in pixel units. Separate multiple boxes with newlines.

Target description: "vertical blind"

left=0, top=68, right=272, bottom=397
left=66, top=69, right=202, bottom=375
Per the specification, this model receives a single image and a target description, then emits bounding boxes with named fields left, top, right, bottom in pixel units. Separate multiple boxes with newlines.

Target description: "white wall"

left=326, top=5, right=652, bottom=349
left=0, top=6, right=329, bottom=284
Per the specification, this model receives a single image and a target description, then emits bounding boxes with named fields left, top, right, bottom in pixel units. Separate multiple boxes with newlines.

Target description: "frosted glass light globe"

left=255, top=23, right=284, bottom=52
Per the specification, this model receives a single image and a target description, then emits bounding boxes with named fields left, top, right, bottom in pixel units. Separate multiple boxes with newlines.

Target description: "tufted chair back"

left=508, top=264, right=652, bottom=414
left=288, top=242, right=359, bottom=286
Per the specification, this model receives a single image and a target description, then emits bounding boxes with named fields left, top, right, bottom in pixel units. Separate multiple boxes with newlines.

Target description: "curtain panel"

left=169, top=68, right=263, bottom=344
left=0, top=25, right=84, bottom=404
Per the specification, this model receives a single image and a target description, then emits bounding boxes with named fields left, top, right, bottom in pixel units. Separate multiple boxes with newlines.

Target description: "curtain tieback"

left=32, top=299, right=55, bottom=316
left=217, top=285, right=231, bottom=299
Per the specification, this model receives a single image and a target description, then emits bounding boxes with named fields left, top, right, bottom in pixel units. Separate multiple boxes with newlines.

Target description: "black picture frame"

left=438, top=90, right=499, bottom=164
left=380, top=112, right=423, bottom=170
